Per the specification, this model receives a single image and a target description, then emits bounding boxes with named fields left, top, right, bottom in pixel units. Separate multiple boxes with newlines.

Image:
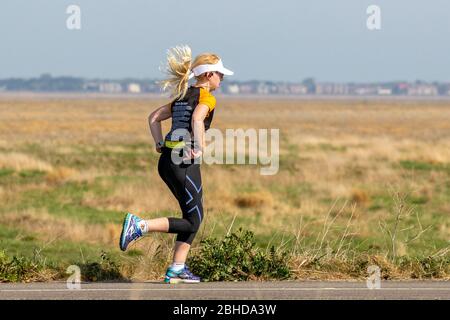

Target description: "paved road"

left=0, top=281, right=449, bottom=300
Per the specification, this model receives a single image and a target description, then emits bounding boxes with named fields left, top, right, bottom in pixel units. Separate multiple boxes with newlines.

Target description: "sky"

left=0, top=0, right=449, bottom=82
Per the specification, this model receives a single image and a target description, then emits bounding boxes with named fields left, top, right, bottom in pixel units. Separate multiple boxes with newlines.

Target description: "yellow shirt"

left=199, top=87, right=216, bottom=116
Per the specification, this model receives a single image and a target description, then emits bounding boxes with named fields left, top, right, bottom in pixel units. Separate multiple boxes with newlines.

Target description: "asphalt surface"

left=0, top=281, right=449, bottom=300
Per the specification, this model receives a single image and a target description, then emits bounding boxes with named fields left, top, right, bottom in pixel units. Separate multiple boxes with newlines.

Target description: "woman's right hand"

left=155, top=141, right=164, bottom=153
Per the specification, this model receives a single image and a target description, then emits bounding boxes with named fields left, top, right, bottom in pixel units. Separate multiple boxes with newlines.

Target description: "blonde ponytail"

left=159, top=45, right=192, bottom=100
left=159, top=45, right=222, bottom=100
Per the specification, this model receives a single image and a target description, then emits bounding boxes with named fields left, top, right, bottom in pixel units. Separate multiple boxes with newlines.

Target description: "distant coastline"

left=1, top=75, right=449, bottom=98
left=2, top=91, right=450, bottom=102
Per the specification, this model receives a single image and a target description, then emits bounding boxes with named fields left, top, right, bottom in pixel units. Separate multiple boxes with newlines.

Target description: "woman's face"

left=208, top=71, right=224, bottom=90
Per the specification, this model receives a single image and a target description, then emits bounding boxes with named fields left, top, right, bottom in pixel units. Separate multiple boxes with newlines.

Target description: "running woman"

left=119, top=45, right=233, bottom=283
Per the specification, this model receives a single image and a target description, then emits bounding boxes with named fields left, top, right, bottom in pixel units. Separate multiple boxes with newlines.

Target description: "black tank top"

left=164, top=86, right=216, bottom=142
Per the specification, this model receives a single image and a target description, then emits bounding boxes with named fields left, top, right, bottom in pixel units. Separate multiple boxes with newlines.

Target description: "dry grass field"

left=0, top=95, right=449, bottom=281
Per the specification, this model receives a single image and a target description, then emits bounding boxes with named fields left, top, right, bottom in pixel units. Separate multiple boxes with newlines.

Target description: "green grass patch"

left=0, top=168, right=15, bottom=177
left=0, top=168, right=47, bottom=185
left=368, top=193, right=394, bottom=211
left=15, top=179, right=123, bottom=224
left=279, top=143, right=301, bottom=173
left=0, top=248, right=126, bottom=282
left=409, top=195, right=428, bottom=205
left=234, top=183, right=261, bottom=194
left=0, top=225, right=111, bottom=265
left=18, top=143, right=158, bottom=173
left=126, top=249, right=144, bottom=257
left=0, top=223, right=128, bottom=282
left=270, top=182, right=312, bottom=208
left=284, top=183, right=312, bottom=207
left=19, top=170, right=46, bottom=179
left=399, top=160, right=450, bottom=173
left=304, top=143, right=347, bottom=152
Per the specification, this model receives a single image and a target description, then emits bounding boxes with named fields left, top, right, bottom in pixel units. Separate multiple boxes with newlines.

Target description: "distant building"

left=436, top=83, right=450, bottom=96
left=351, top=84, right=377, bottom=95
left=334, top=83, right=349, bottom=95
left=302, top=78, right=316, bottom=94
left=99, top=82, right=122, bottom=93
left=127, top=83, right=141, bottom=93
left=239, top=84, right=255, bottom=94
left=393, top=83, right=409, bottom=95
left=288, top=84, right=308, bottom=95
left=226, top=84, right=240, bottom=94
left=316, top=83, right=349, bottom=95
left=83, top=82, right=100, bottom=92
left=407, top=84, right=438, bottom=96
left=377, top=87, right=392, bottom=95
left=141, top=82, right=159, bottom=93
left=257, top=83, right=270, bottom=95
left=276, top=84, right=290, bottom=95
left=268, top=83, right=279, bottom=94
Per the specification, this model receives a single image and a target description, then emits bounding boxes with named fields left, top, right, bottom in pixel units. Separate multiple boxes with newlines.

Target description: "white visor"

left=189, top=59, right=234, bottom=79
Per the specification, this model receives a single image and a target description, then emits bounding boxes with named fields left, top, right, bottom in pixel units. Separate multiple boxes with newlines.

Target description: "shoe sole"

left=119, top=213, right=132, bottom=251
left=166, top=278, right=201, bottom=284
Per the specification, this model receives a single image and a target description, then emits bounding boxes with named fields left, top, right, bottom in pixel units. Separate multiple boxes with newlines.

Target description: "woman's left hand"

left=182, top=148, right=202, bottom=162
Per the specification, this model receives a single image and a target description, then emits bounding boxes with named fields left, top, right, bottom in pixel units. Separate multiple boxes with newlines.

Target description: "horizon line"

left=1, top=74, right=449, bottom=84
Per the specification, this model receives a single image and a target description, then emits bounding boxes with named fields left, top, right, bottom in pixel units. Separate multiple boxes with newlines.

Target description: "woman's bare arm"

left=191, top=104, right=210, bottom=153
left=148, top=103, right=172, bottom=152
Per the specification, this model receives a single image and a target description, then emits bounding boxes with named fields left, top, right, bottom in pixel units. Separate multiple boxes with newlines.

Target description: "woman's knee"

left=187, top=220, right=201, bottom=233
left=177, top=230, right=198, bottom=245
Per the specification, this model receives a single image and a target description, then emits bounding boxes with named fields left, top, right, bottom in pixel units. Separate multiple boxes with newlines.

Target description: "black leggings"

left=158, top=147, right=203, bottom=245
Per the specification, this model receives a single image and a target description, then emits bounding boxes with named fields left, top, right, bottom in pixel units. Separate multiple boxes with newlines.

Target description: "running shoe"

left=164, top=265, right=201, bottom=284
left=119, top=213, right=143, bottom=251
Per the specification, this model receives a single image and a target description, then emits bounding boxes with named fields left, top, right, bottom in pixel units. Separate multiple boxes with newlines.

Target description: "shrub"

left=78, top=251, right=124, bottom=282
left=0, top=249, right=51, bottom=282
left=399, top=256, right=450, bottom=279
left=189, top=228, right=291, bottom=281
